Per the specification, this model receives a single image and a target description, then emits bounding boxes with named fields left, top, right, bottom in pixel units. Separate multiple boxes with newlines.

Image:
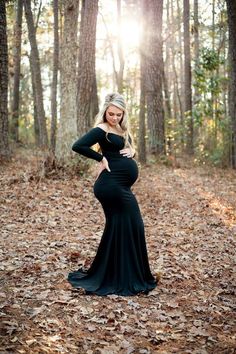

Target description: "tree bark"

left=57, top=0, right=79, bottom=161
left=138, top=63, right=147, bottom=164
left=183, top=0, right=194, bottom=154
left=163, top=0, right=172, bottom=122
left=29, top=53, right=40, bottom=146
left=177, top=0, right=184, bottom=146
left=212, top=0, right=217, bottom=147
left=50, top=0, right=59, bottom=154
left=77, top=0, right=98, bottom=136
left=117, top=0, right=124, bottom=93
left=138, top=0, right=147, bottom=164
left=163, top=70, right=172, bottom=121
left=0, top=0, right=10, bottom=160
left=23, top=0, right=48, bottom=148
left=11, top=0, right=23, bottom=143
left=145, top=0, right=165, bottom=155
left=212, top=0, right=215, bottom=50
left=226, top=0, right=236, bottom=168
left=193, top=0, right=199, bottom=103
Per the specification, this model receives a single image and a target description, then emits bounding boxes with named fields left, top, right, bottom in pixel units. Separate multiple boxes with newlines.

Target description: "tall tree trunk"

left=11, top=0, right=23, bottom=143
left=226, top=0, right=236, bottom=168
left=0, top=0, right=10, bottom=160
left=193, top=0, right=200, bottom=146
left=169, top=0, right=183, bottom=155
left=138, top=0, right=147, bottom=164
left=193, top=0, right=199, bottom=103
left=222, top=12, right=228, bottom=134
left=57, top=0, right=79, bottom=161
left=29, top=53, right=40, bottom=146
left=50, top=0, right=59, bottom=154
left=23, top=0, right=48, bottom=148
left=183, top=0, right=193, bottom=154
left=117, top=0, right=124, bottom=93
left=77, top=0, right=98, bottom=136
left=163, top=0, right=172, bottom=122
left=212, top=0, right=215, bottom=50
left=138, top=65, right=147, bottom=164
left=212, top=0, right=217, bottom=147
left=145, top=0, right=165, bottom=155
left=28, top=5, right=41, bottom=147
left=177, top=0, right=184, bottom=147
left=163, top=70, right=172, bottom=122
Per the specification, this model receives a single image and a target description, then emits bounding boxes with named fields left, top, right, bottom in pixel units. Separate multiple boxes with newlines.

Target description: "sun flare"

left=120, top=19, right=141, bottom=48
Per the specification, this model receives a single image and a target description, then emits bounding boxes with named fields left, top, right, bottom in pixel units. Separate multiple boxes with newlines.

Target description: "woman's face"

left=105, top=105, right=123, bottom=127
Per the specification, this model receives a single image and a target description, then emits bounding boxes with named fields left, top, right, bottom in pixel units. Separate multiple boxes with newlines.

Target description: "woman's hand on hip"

left=101, top=156, right=111, bottom=172
left=95, top=157, right=111, bottom=180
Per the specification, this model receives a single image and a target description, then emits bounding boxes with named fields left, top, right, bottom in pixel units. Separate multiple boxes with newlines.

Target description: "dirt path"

left=0, top=153, right=235, bottom=353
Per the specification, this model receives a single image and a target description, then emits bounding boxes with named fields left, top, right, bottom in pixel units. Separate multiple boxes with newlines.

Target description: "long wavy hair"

left=93, top=92, right=135, bottom=150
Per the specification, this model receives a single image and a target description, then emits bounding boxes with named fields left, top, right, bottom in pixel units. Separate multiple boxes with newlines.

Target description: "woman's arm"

left=72, top=127, right=104, bottom=162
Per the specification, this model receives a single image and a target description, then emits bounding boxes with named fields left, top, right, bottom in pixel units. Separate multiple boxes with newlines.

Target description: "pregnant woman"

left=67, top=93, right=157, bottom=296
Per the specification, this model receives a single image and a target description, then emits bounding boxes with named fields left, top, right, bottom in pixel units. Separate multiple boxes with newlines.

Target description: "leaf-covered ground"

left=0, top=151, right=235, bottom=353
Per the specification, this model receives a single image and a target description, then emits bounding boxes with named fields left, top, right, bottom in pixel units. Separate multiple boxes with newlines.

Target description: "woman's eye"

left=108, top=112, right=122, bottom=117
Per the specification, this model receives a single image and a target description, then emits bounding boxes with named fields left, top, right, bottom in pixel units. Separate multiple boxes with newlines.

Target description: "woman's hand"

left=95, top=157, right=111, bottom=180
left=119, top=147, right=135, bottom=158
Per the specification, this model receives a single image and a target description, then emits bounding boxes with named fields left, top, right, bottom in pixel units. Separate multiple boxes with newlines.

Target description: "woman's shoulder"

left=96, top=123, right=125, bottom=136
left=96, top=123, right=108, bottom=133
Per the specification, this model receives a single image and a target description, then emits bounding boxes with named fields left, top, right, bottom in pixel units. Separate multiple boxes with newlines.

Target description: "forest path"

left=0, top=153, right=235, bottom=353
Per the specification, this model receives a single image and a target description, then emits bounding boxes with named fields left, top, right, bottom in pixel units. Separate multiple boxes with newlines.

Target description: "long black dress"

left=67, top=127, right=157, bottom=296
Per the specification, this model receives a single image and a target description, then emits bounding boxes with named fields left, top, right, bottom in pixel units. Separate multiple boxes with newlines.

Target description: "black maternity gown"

left=67, top=127, right=157, bottom=296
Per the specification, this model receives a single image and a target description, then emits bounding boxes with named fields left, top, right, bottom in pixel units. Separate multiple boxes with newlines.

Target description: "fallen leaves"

left=0, top=154, right=235, bottom=353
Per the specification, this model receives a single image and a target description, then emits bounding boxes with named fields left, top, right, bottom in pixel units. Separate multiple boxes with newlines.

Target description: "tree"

left=138, top=0, right=147, bottom=163
left=11, top=0, right=23, bottom=143
left=177, top=0, right=184, bottom=145
left=163, top=0, right=172, bottom=124
left=50, top=0, right=59, bottom=154
left=117, top=0, right=124, bottom=93
left=23, top=0, right=48, bottom=148
left=77, top=0, right=99, bottom=136
left=57, top=0, right=79, bottom=162
left=192, top=0, right=200, bottom=145
left=0, top=0, right=10, bottom=160
left=29, top=53, right=40, bottom=146
left=183, top=0, right=194, bottom=154
left=226, top=0, right=236, bottom=168
left=193, top=0, right=199, bottom=103
left=145, top=0, right=165, bottom=155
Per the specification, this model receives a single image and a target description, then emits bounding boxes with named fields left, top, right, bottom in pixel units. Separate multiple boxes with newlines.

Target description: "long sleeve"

left=72, top=127, right=104, bottom=162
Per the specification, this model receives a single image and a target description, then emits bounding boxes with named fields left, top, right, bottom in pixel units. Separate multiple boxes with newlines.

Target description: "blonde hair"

left=93, top=92, right=135, bottom=150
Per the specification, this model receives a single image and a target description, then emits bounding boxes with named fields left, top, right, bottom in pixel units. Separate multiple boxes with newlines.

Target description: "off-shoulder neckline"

left=95, top=126, right=125, bottom=138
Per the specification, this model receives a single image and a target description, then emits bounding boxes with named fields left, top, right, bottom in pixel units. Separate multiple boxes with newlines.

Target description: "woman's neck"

left=105, top=122, right=124, bottom=134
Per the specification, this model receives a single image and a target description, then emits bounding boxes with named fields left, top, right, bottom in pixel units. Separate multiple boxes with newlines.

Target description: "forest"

left=0, top=0, right=235, bottom=353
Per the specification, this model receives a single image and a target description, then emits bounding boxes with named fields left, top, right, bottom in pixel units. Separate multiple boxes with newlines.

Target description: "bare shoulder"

left=96, top=123, right=108, bottom=132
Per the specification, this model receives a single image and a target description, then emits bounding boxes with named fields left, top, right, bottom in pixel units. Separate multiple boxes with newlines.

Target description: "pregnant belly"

left=93, top=157, right=139, bottom=203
